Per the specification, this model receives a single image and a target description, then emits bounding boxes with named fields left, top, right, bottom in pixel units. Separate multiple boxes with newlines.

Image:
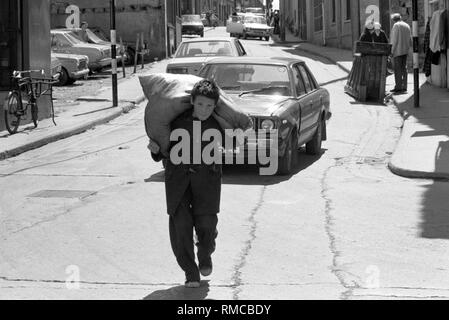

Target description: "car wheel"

left=243, top=32, right=248, bottom=39
left=200, top=32, right=204, bottom=37
left=265, top=36, right=270, bottom=41
left=57, top=67, right=69, bottom=86
left=306, top=116, right=325, bottom=155
left=277, top=131, right=299, bottom=176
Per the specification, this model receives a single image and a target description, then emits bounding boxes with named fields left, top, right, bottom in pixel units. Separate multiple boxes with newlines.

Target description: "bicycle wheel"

left=31, top=102, right=39, bottom=128
left=4, top=91, right=21, bottom=134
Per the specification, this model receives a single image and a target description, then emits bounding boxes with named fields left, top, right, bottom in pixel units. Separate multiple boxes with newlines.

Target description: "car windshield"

left=63, top=32, right=84, bottom=45
left=182, top=15, right=202, bottom=23
left=200, top=64, right=292, bottom=96
left=175, top=41, right=234, bottom=58
left=86, top=29, right=105, bottom=43
left=244, top=16, right=267, bottom=24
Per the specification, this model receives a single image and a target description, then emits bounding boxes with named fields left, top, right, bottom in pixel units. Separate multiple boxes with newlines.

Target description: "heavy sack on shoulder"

left=214, top=88, right=252, bottom=131
left=139, top=73, right=252, bottom=157
left=140, top=73, right=202, bottom=157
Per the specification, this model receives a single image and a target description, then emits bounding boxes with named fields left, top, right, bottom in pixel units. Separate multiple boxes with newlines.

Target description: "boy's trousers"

left=169, top=184, right=218, bottom=282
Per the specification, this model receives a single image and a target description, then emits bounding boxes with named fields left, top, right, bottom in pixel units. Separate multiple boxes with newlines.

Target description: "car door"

left=294, top=63, right=316, bottom=143
left=302, top=63, right=323, bottom=132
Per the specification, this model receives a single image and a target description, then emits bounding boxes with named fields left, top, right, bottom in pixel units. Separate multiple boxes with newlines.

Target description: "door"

left=293, top=63, right=314, bottom=144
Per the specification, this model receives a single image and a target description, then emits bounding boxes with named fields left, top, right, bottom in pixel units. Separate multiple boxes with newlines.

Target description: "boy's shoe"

left=199, top=257, right=213, bottom=277
left=185, top=280, right=201, bottom=288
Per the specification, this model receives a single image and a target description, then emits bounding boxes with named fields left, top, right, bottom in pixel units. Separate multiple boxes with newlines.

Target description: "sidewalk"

left=274, top=31, right=449, bottom=180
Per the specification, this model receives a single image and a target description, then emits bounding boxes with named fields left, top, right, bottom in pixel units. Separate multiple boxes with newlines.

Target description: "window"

left=332, top=0, right=336, bottom=23
left=293, top=65, right=307, bottom=96
left=298, top=65, right=312, bottom=93
left=345, top=0, right=351, bottom=21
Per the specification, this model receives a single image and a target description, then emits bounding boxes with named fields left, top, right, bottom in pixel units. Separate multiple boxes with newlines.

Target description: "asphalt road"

left=1, top=27, right=449, bottom=300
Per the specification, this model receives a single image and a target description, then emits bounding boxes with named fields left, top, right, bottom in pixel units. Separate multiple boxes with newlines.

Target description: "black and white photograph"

left=1, top=0, right=449, bottom=306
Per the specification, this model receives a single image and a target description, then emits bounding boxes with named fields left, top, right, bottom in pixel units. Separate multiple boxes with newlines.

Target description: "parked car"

left=61, top=28, right=129, bottom=64
left=51, top=52, right=89, bottom=86
left=241, top=15, right=273, bottom=41
left=198, top=57, right=332, bottom=175
left=50, top=30, right=111, bottom=72
left=89, top=26, right=142, bottom=65
left=50, top=54, right=62, bottom=81
left=181, top=14, right=205, bottom=37
left=166, top=37, right=247, bottom=75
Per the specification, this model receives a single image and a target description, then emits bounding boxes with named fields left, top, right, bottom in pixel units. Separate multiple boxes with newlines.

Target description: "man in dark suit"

left=150, top=80, right=223, bottom=288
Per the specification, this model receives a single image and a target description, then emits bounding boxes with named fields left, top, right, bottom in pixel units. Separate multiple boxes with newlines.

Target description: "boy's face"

left=191, top=95, right=216, bottom=121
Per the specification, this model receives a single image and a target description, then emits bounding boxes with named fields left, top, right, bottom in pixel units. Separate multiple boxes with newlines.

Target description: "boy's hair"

left=191, top=79, right=220, bottom=103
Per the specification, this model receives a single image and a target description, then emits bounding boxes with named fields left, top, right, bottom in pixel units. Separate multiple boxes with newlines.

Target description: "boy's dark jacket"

left=152, top=110, right=223, bottom=216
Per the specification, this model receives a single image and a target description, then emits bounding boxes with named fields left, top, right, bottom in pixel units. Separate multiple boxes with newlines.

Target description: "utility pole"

left=412, top=0, right=420, bottom=108
left=280, top=0, right=285, bottom=41
left=110, top=0, right=118, bottom=107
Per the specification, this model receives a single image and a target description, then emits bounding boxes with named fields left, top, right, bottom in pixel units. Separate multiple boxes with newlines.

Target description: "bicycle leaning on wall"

left=3, top=70, right=58, bottom=135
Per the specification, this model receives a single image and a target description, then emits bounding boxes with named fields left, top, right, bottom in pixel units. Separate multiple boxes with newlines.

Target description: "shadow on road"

left=143, top=280, right=210, bottom=300
left=144, top=150, right=325, bottom=186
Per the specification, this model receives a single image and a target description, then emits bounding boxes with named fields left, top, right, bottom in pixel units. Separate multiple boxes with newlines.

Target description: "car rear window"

left=176, top=41, right=233, bottom=58
left=182, top=15, right=201, bottom=23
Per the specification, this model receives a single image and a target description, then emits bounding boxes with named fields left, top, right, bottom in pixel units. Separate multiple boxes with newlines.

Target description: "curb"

left=388, top=161, right=449, bottom=181
left=0, top=102, right=137, bottom=161
left=385, top=95, right=448, bottom=181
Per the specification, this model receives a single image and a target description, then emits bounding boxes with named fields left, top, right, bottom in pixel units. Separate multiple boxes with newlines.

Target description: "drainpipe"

left=164, top=0, right=168, bottom=58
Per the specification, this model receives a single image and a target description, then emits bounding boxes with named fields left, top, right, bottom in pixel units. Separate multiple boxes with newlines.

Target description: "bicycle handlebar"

left=12, top=69, right=45, bottom=78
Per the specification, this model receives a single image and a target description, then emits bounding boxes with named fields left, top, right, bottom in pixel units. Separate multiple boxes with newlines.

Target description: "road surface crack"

left=230, top=186, right=266, bottom=300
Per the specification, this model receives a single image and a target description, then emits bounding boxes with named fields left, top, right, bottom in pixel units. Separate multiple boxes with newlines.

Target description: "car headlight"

left=261, top=119, right=275, bottom=130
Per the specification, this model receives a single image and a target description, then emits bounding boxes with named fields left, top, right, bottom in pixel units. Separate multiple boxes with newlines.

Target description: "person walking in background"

left=390, top=13, right=412, bottom=93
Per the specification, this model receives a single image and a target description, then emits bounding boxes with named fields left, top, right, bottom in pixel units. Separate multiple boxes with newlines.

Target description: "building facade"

left=50, top=0, right=182, bottom=60
left=1, top=0, right=52, bottom=132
